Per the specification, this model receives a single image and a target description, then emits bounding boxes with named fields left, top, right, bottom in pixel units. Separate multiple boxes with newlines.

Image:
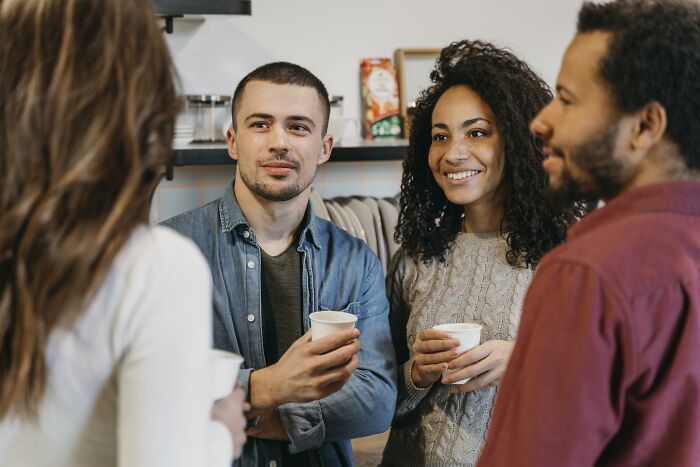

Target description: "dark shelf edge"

left=151, top=0, right=251, bottom=16
left=173, top=144, right=407, bottom=166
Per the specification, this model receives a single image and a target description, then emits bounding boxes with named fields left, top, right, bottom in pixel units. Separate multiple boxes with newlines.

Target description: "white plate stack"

left=173, top=122, right=195, bottom=146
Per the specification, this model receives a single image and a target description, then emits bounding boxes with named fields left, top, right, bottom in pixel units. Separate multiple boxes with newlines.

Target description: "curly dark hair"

left=578, top=0, right=700, bottom=170
left=396, top=39, right=586, bottom=267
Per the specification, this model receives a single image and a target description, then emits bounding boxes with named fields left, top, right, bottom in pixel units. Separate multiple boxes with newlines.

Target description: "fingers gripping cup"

left=210, top=349, right=244, bottom=401
left=309, top=311, right=358, bottom=341
left=433, top=323, right=482, bottom=385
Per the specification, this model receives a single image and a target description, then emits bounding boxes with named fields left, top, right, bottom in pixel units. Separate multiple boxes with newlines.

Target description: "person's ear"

left=631, top=101, right=667, bottom=151
left=226, top=127, right=238, bottom=162
left=318, top=132, right=334, bottom=165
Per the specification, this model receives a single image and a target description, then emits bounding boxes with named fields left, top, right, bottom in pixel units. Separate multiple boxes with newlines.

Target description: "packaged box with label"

left=360, top=58, right=402, bottom=139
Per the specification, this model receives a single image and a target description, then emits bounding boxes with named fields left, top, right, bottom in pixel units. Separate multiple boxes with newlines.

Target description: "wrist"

left=249, top=367, right=283, bottom=414
left=410, top=361, right=434, bottom=389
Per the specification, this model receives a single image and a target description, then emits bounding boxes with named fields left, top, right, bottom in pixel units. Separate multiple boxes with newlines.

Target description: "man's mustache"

left=260, top=152, right=300, bottom=168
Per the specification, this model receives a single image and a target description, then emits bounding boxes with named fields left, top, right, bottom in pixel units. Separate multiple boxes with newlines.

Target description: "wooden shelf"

left=172, top=138, right=408, bottom=166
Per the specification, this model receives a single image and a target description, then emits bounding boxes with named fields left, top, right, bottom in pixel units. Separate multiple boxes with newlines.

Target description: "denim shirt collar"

left=217, top=177, right=322, bottom=250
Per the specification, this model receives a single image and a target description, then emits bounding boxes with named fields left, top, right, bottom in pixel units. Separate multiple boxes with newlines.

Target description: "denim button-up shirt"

left=162, top=181, right=397, bottom=467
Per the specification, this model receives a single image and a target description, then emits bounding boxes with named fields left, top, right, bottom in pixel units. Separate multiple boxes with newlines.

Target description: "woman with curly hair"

left=380, top=40, right=586, bottom=467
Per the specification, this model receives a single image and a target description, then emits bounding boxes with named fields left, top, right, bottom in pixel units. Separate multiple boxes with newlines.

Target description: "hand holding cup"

left=249, top=326, right=360, bottom=415
left=409, top=328, right=461, bottom=389
left=433, top=323, right=482, bottom=385
left=212, top=385, right=249, bottom=460
left=444, top=339, right=514, bottom=393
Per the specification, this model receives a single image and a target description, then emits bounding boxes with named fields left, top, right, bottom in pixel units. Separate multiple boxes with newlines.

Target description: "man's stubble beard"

left=545, top=123, right=627, bottom=210
left=239, top=165, right=314, bottom=202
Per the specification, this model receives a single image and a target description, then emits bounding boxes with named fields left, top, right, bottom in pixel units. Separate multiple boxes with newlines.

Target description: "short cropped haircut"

left=578, top=0, right=700, bottom=169
left=231, top=61, right=330, bottom=134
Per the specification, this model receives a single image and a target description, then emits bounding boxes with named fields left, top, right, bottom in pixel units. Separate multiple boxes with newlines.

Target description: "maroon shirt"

left=477, top=181, right=700, bottom=467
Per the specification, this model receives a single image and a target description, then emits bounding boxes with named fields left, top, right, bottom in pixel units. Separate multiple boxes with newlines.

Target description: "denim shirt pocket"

left=319, top=301, right=362, bottom=318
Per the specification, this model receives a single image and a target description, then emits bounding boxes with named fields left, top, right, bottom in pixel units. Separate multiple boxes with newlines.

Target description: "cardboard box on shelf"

left=360, top=58, right=402, bottom=139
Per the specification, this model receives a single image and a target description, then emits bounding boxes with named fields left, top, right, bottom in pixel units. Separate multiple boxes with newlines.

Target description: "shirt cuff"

left=277, top=400, right=325, bottom=453
left=398, top=358, right=432, bottom=407
left=239, top=368, right=260, bottom=430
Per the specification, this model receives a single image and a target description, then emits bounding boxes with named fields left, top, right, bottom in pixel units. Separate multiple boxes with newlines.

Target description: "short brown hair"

left=231, top=61, right=330, bottom=134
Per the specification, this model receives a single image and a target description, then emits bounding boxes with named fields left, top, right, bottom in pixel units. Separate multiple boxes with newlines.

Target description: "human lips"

left=541, top=145, right=565, bottom=172
left=444, top=169, right=482, bottom=181
left=542, top=145, right=565, bottom=159
left=262, top=161, right=296, bottom=169
left=260, top=158, right=299, bottom=176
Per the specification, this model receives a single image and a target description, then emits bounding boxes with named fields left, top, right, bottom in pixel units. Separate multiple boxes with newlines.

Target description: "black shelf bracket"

left=162, top=16, right=179, bottom=34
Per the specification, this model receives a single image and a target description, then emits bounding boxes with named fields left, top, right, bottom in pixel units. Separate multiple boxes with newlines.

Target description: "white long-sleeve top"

left=0, top=226, right=232, bottom=467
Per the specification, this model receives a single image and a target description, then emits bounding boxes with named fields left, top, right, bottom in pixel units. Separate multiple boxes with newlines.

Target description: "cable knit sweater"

left=381, top=232, right=533, bottom=467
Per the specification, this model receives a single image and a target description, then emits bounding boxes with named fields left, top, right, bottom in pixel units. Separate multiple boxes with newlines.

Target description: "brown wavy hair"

left=0, top=0, right=179, bottom=418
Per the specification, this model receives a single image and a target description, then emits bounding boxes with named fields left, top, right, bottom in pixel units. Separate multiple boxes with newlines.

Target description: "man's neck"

left=618, top=140, right=699, bottom=197
left=233, top=178, right=309, bottom=256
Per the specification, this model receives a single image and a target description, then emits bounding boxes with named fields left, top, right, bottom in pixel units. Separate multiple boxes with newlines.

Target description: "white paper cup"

left=309, top=311, right=358, bottom=341
left=210, top=349, right=244, bottom=401
left=433, top=323, right=482, bottom=385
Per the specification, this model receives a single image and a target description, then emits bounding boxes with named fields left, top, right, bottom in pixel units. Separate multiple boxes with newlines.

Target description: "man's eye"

left=557, top=95, right=572, bottom=106
left=290, top=124, right=310, bottom=133
left=251, top=121, right=269, bottom=129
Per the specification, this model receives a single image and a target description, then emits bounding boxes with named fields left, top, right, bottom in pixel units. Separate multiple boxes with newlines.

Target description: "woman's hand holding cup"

left=443, top=339, right=514, bottom=393
left=212, top=385, right=249, bottom=460
left=410, top=329, right=461, bottom=388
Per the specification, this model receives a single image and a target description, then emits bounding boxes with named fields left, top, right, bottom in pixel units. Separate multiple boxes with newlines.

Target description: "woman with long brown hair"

left=0, top=0, right=246, bottom=465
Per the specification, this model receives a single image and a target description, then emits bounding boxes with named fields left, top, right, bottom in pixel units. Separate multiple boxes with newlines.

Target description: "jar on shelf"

left=327, top=95, right=359, bottom=144
left=329, top=95, right=344, bottom=118
left=185, top=95, right=231, bottom=143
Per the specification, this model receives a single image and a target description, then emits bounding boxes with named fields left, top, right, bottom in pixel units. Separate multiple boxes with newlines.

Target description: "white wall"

left=165, top=0, right=583, bottom=118
left=153, top=0, right=585, bottom=222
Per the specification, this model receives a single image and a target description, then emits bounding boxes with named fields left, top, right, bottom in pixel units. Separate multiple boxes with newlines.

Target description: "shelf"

left=172, top=138, right=408, bottom=166
left=151, top=0, right=251, bottom=16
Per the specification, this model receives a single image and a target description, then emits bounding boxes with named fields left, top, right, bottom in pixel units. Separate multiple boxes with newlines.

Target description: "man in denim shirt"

left=163, top=62, right=396, bottom=466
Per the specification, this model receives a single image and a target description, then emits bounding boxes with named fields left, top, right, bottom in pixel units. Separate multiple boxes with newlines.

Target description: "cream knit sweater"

left=381, top=232, right=533, bottom=467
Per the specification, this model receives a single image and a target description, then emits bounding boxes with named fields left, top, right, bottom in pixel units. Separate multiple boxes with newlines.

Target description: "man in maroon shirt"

left=476, top=1, right=700, bottom=466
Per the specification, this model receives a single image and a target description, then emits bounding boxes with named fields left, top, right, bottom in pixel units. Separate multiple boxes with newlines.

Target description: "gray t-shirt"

left=260, top=243, right=303, bottom=365
left=260, top=243, right=310, bottom=466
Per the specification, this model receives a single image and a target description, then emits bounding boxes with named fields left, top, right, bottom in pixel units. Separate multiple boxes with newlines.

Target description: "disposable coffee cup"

left=433, top=323, right=482, bottom=385
left=309, top=311, right=358, bottom=341
left=210, top=349, right=244, bottom=401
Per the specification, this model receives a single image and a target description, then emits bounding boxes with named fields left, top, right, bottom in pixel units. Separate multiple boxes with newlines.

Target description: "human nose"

left=444, top=138, right=470, bottom=164
left=530, top=103, right=553, bottom=141
left=267, top=124, right=289, bottom=152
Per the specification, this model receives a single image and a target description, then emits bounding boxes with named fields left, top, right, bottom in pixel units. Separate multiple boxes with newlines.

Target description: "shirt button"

left=243, top=230, right=250, bottom=239
left=247, top=261, right=255, bottom=269
left=269, top=461, right=277, bottom=467
left=247, top=314, right=255, bottom=322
